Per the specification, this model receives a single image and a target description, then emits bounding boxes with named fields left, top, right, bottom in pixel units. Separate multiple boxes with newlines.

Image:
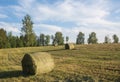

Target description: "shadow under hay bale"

left=0, top=70, right=22, bottom=78
left=21, top=52, right=55, bottom=75
left=65, top=43, right=74, bottom=50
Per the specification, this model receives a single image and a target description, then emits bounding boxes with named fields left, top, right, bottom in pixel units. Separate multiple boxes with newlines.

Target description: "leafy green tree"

left=30, top=32, right=36, bottom=46
left=104, top=36, right=108, bottom=43
left=51, top=35, right=54, bottom=40
left=51, top=35, right=58, bottom=46
left=36, top=37, right=39, bottom=46
left=11, top=36, right=17, bottom=48
left=39, top=33, right=45, bottom=46
left=7, top=32, right=17, bottom=48
left=66, top=36, right=69, bottom=43
left=51, top=35, right=55, bottom=45
left=113, top=34, right=119, bottom=43
left=0, top=29, right=8, bottom=48
left=45, top=35, right=50, bottom=46
left=88, top=32, right=98, bottom=44
left=16, top=36, right=24, bottom=47
left=54, top=32, right=64, bottom=45
left=38, top=34, right=50, bottom=46
left=21, top=14, right=36, bottom=47
left=7, top=32, right=12, bottom=48
left=104, top=35, right=111, bottom=44
left=76, top=32, right=85, bottom=44
left=20, top=35, right=25, bottom=47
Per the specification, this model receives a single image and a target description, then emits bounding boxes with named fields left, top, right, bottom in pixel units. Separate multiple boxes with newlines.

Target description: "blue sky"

left=0, top=0, right=120, bottom=43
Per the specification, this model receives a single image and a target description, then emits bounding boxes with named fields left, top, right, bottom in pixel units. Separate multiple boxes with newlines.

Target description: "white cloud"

left=0, top=22, right=20, bottom=35
left=115, top=9, right=120, bottom=14
left=34, top=24, right=62, bottom=32
left=14, top=0, right=111, bottom=24
left=0, top=14, right=8, bottom=18
left=17, top=0, right=119, bottom=42
left=33, top=23, right=62, bottom=37
left=0, top=0, right=120, bottom=43
left=11, top=0, right=109, bottom=22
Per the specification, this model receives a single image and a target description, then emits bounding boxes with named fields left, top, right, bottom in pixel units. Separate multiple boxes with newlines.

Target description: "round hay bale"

left=65, top=43, right=74, bottom=50
left=21, top=52, right=54, bottom=75
left=53, top=43, right=58, bottom=47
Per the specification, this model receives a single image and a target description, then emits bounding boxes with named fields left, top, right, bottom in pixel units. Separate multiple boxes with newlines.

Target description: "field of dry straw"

left=0, top=44, right=120, bottom=82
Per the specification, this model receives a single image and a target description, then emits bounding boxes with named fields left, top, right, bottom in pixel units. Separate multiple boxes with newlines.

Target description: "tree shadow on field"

left=0, top=70, right=26, bottom=78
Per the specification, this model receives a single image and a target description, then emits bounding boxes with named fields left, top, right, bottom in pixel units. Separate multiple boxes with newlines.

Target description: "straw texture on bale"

left=65, top=43, right=74, bottom=50
left=21, top=52, right=54, bottom=75
left=53, top=43, right=58, bottom=47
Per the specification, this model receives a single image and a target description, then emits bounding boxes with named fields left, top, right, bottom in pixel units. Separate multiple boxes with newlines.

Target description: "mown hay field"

left=0, top=44, right=120, bottom=82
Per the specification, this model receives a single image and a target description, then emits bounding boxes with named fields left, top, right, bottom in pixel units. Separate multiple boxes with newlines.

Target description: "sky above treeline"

left=0, top=0, right=120, bottom=43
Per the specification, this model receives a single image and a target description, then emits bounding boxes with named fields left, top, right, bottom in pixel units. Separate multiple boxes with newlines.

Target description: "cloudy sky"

left=0, top=0, right=120, bottom=43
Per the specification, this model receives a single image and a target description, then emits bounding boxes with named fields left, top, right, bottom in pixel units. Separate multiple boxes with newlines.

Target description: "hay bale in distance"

left=53, top=43, right=58, bottom=47
left=21, top=52, right=54, bottom=75
left=65, top=43, right=74, bottom=50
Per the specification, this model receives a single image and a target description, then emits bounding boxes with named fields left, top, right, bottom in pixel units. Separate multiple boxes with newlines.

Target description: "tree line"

left=76, top=32, right=119, bottom=44
left=0, top=14, right=119, bottom=48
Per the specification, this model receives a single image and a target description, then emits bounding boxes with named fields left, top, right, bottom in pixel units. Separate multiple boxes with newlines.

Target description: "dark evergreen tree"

left=0, top=29, right=8, bottom=48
